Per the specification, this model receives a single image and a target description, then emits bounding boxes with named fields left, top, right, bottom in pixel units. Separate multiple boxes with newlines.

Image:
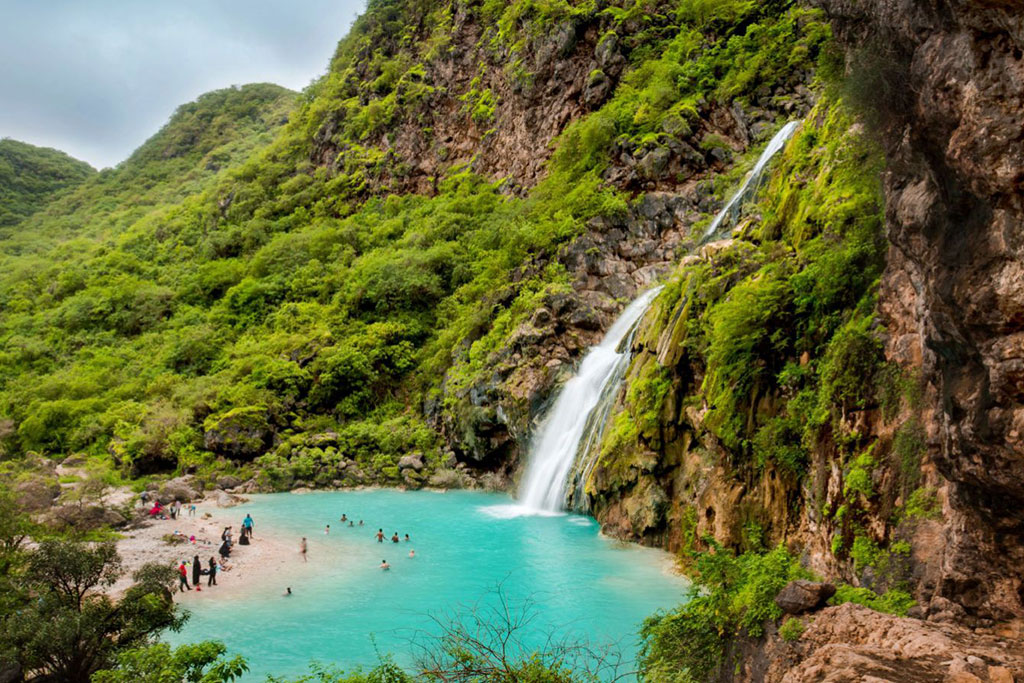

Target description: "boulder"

left=775, top=580, right=836, bottom=615
left=216, top=475, right=243, bottom=491
left=44, top=504, right=127, bottom=531
left=213, top=489, right=245, bottom=508
left=15, top=478, right=60, bottom=512
left=157, top=476, right=200, bottom=504
left=202, top=406, right=274, bottom=460
left=398, top=453, right=425, bottom=472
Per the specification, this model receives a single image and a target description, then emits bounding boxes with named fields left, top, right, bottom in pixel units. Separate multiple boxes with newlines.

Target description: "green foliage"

left=640, top=544, right=809, bottom=681
left=777, top=617, right=805, bottom=642
left=899, top=487, right=940, bottom=521
left=93, top=641, right=248, bottom=683
left=830, top=584, right=915, bottom=617
left=0, top=138, right=95, bottom=227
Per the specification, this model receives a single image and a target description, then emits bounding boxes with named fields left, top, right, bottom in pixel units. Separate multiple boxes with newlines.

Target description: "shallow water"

left=166, top=489, right=687, bottom=680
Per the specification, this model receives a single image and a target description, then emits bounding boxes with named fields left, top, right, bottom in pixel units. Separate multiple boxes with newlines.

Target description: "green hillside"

left=0, top=139, right=95, bottom=228
left=0, top=1, right=829, bottom=488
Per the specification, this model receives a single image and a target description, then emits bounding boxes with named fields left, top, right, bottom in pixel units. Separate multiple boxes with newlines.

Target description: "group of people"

left=177, top=555, right=219, bottom=592
left=296, top=513, right=416, bottom=576
left=142, top=492, right=195, bottom=520
left=174, top=512, right=256, bottom=593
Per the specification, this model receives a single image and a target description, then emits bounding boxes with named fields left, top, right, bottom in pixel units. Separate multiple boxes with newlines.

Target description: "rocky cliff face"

left=818, top=0, right=1024, bottom=628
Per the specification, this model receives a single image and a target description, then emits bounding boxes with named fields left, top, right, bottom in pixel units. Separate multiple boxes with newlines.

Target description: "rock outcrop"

left=726, top=603, right=1024, bottom=683
left=817, top=0, right=1024, bottom=628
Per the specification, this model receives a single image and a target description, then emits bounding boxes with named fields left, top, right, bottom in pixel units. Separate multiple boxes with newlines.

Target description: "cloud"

left=0, top=0, right=365, bottom=168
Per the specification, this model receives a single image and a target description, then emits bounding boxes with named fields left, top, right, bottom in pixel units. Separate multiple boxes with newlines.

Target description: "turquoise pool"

left=166, top=489, right=686, bottom=680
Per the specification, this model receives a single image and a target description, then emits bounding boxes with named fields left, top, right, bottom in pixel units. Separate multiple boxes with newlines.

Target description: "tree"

left=411, top=588, right=623, bottom=682
left=1, top=540, right=184, bottom=683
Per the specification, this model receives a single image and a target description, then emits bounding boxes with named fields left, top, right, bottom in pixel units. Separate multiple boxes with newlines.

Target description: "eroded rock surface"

left=817, top=0, right=1024, bottom=626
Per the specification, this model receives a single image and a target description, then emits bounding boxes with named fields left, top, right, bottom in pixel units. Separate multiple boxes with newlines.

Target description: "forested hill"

left=0, top=0, right=828, bottom=485
left=0, top=139, right=95, bottom=228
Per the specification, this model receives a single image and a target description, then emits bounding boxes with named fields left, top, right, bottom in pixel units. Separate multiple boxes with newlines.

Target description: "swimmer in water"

left=380, top=559, right=390, bottom=570
left=300, top=537, right=307, bottom=562
left=404, top=533, right=410, bottom=542
left=349, top=520, right=354, bottom=527
left=340, top=514, right=348, bottom=523
left=391, top=532, right=399, bottom=543
left=359, top=520, right=364, bottom=527
left=325, top=524, right=330, bottom=535
left=376, top=529, right=384, bottom=543
left=408, top=549, right=415, bottom=558
left=284, top=587, right=292, bottom=596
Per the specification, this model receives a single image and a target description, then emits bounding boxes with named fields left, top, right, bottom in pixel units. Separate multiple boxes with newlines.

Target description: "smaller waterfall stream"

left=500, top=287, right=663, bottom=515
left=703, top=120, right=801, bottom=240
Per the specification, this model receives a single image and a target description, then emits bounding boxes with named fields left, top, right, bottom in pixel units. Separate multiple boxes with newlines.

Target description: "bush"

left=830, top=584, right=915, bottom=617
left=640, top=544, right=809, bottom=681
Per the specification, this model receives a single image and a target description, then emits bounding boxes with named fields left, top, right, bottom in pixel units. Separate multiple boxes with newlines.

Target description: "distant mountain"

left=0, top=138, right=95, bottom=227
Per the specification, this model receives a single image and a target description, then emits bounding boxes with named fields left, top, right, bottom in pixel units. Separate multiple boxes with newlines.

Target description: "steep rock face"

left=818, top=0, right=1024, bottom=626
left=311, top=5, right=626, bottom=197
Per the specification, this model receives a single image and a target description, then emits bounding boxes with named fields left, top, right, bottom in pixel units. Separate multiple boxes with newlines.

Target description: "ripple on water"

left=166, top=489, right=687, bottom=681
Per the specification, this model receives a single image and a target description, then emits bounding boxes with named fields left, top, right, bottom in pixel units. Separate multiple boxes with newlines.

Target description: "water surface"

left=167, top=489, right=686, bottom=680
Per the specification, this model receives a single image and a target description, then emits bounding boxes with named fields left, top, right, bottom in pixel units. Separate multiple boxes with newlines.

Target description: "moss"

left=778, top=617, right=805, bottom=642
left=899, top=487, right=940, bottom=521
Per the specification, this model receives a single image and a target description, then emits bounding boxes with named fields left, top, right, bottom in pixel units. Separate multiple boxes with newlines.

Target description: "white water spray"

left=510, top=287, right=663, bottom=514
left=703, top=120, right=801, bottom=240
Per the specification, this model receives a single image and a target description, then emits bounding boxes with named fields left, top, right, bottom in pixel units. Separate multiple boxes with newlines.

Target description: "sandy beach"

left=110, top=494, right=308, bottom=601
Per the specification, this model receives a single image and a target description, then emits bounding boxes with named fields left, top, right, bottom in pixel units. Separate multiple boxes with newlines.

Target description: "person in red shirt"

left=178, top=561, right=191, bottom=592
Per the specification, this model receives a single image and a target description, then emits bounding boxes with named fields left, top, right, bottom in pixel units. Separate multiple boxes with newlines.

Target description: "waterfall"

left=702, top=120, right=801, bottom=240
left=514, top=287, right=663, bottom=514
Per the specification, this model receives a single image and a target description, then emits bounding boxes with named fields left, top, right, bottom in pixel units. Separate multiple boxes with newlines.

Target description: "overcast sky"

left=0, top=0, right=366, bottom=169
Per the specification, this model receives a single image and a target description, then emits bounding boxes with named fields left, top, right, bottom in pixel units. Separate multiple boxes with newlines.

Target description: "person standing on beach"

left=192, top=554, right=201, bottom=589
left=208, top=557, right=218, bottom=586
left=300, top=537, right=308, bottom=562
left=376, top=529, right=384, bottom=543
left=243, top=513, right=254, bottom=538
left=178, top=561, right=190, bottom=592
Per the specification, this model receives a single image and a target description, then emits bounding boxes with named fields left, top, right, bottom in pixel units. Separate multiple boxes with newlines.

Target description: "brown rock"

left=775, top=580, right=837, bottom=615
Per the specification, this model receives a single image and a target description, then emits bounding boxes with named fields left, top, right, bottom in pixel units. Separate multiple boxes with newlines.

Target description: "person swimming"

left=284, top=587, right=292, bottom=596
left=391, top=532, right=399, bottom=543
left=325, top=524, right=330, bottom=535
left=349, top=520, right=354, bottom=527
left=408, top=549, right=415, bottom=558
left=376, top=529, right=384, bottom=543
left=358, top=520, right=364, bottom=527
left=340, top=514, right=348, bottom=523
left=380, top=559, right=390, bottom=570
left=404, top=533, right=410, bottom=542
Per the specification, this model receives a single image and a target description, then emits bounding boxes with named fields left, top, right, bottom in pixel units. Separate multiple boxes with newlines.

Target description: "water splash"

left=702, top=120, right=801, bottom=240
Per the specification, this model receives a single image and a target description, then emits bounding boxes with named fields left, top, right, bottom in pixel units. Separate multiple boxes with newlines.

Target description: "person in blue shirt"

left=243, top=513, right=254, bottom=538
